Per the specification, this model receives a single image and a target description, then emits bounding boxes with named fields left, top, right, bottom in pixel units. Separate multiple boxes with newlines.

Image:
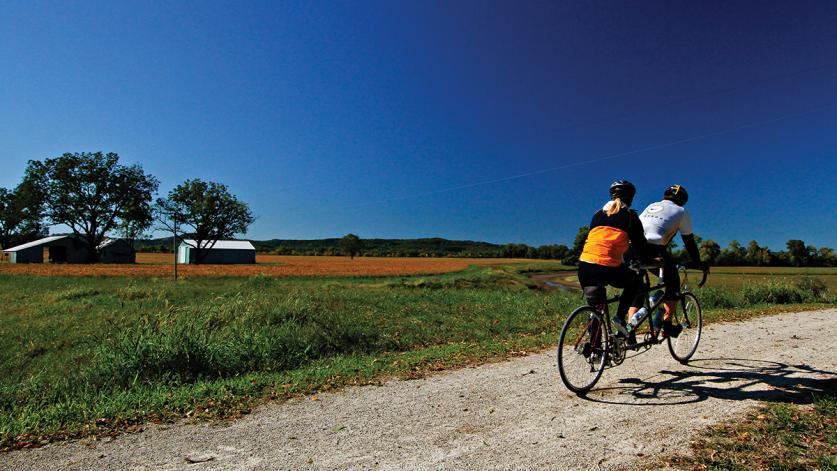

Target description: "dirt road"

left=4, top=309, right=835, bottom=470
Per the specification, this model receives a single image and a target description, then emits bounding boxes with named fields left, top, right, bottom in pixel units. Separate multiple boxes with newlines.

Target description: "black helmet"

left=664, top=184, right=688, bottom=206
left=609, top=180, right=636, bottom=206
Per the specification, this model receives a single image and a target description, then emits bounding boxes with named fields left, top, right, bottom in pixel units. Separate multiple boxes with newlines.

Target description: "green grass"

left=705, top=267, right=837, bottom=292
left=0, top=264, right=833, bottom=450
left=661, top=389, right=837, bottom=470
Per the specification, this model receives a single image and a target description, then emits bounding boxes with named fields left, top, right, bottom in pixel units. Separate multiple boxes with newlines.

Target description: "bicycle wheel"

left=667, top=292, right=702, bottom=363
left=557, top=306, right=608, bottom=394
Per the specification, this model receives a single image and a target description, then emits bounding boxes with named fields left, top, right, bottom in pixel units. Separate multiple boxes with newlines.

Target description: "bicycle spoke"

left=558, top=307, right=607, bottom=393
left=667, top=292, right=702, bottom=363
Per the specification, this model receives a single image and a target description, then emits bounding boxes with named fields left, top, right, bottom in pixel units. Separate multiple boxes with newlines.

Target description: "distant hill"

left=254, top=237, right=504, bottom=257
left=134, top=237, right=569, bottom=259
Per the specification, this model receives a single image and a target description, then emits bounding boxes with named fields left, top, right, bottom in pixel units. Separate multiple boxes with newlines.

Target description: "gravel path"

left=3, top=309, right=835, bottom=471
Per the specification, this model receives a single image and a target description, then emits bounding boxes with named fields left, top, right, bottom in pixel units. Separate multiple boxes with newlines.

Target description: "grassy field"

left=659, top=390, right=836, bottom=470
left=0, top=254, right=540, bottom=277
left=706, top=266, right=837, bottom=291
left=0, top=263, right=833, bottom=450
left=542, top=266, right=837, bottom=292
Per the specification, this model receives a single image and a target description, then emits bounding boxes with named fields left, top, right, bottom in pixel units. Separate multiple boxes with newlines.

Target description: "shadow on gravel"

left=582, top=358, right=837, bottom=406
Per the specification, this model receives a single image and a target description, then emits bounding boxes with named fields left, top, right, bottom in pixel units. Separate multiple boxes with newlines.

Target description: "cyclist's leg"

left=578, top=262, right=607, bottom=347
left=621, top=247, right=643, bottom=319
left=660, top=251, right=679, bottom=319
left=609, top=264, right=640, bottom=324
left=658, top=251, right=684, bottom=337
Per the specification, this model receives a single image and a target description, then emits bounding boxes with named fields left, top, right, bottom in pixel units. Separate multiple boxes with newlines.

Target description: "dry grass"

left=705, top=266, right=837, bottom=291
left=0, top=254, right=542, bottom=278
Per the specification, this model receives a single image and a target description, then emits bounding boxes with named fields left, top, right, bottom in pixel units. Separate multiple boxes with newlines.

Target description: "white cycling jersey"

left=639, top=199, right=693, bottom=246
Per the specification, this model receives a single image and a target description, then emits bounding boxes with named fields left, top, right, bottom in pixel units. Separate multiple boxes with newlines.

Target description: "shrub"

left=695, top=287, right=740, bottom=309
left=794, top=276, right=829, bottom=302
left=741, top=281, right=804, bottom=305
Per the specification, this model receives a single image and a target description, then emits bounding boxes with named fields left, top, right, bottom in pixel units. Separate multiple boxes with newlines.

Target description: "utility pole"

left=173, top=213, right=178, bottom=280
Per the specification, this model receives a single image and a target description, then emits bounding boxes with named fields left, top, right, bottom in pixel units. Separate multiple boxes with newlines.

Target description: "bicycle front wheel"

left=667, top=292, right=702, bottom=363
left=557, top=306, right=608, bottom=394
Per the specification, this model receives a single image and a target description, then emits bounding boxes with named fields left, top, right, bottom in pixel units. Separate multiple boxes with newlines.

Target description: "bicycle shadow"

left=581, top=357, right=836, bottom=406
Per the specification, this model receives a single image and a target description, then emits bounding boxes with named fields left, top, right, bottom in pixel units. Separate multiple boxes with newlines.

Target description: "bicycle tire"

left=557, top=306, right=608, bottom=394
left=667, top=292, right=702, bottom=363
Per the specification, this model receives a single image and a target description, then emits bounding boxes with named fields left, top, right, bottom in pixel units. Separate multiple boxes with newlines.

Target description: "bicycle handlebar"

left=628, top=260, right=709, bottom=287
left=677, top=263, right=709, bottom=288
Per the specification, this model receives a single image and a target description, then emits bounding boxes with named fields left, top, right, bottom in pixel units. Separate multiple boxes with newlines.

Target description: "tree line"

left=561, top=226, right=836, bottom=267
left=2, top=152, right=833, bottom=266
left=0, top=152, right=253, bottom=263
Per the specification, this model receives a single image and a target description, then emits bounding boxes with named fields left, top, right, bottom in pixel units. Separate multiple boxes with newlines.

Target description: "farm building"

left=2, top=235, right=137, bottom=263
left=2, top=235, right=90, bottom=263
left=177, top=239, right=256, bottom=264
left=98, top=238, right=136, bottom=263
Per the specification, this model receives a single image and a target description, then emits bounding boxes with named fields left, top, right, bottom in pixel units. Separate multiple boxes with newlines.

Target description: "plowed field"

left=0, top=254, right=540, bottom=278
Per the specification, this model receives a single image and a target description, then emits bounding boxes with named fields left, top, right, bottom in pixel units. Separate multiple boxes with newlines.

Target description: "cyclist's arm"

left=628, top=210, right=650, bottom=261
left=678, top=210, right=703, bottom=267
left=681, top=233, right=701, bottom=264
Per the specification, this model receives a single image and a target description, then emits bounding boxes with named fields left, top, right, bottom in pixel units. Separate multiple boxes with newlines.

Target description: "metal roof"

left=2, top=235, right=69, bottom=253
left=179, top=239, right=255, bottom=251
left=97, top=238, right=130, bottom=249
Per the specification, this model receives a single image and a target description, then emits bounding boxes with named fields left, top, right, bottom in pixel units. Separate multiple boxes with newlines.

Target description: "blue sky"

left=1, top=1, right=835, bottom=249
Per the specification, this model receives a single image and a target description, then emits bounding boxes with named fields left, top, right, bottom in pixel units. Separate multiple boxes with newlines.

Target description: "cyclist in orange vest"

left=578, top=180, right=649, bottom=336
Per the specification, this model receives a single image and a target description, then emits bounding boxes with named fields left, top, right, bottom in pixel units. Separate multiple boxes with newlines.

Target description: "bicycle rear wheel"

left=667, top=292, right=702, bottom=363
left=557, top=306, right=608, bottom=394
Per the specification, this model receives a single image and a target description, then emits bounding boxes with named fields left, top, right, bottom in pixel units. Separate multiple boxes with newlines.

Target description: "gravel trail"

left=3, top=309, right=835, bottom=470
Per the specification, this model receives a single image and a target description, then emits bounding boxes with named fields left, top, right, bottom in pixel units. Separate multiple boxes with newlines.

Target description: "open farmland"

left=538, top=266, right=837, bottom=292
left=0, top=263, right=833, bottom=450
left=0, top=254, right=540, bottom=278
left=705, top=266, right=837, bottom=291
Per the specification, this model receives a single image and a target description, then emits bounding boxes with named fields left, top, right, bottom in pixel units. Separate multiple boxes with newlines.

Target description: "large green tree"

left=744, top=240, right=771, bottom=266
left=25, top=152, right=158, bottom=261
left=563, top=225, right=589, bottom=265
left=339, top=233, right=362, bottom=259
left=0, top=179, right=45, bottom=249
left=785, top=239, right=809, bottom=267
left=155, top=179, right=254, bottom=264
left=698, top=239, right=721, bottom=265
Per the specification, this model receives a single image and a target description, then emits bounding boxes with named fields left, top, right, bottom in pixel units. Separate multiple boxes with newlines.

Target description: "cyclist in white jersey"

left=639, top=185, right=707, bottom=338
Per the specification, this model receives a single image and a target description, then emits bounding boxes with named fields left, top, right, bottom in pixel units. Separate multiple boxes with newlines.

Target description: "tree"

left=786, top=240, right=808, bottom=267
left=0, top=180, right=45, bottom=249
left=25, top=152, right=158, bottom=261
left=563, top=225, right=589, bottom=265
left=155, top=179, right=255, bottom=264
left=340, top=233, right=362, bottom=259
left=744, top=240, right=771, bottom=266
left=717, top=240, right=745, bottom=266
left=816, top=247, right=837, bottom=267
left=501, top=243, right=530, bottom=258
left=698, top=239, right=721, bottom=265
left=536, top=244, right=570, bottom=260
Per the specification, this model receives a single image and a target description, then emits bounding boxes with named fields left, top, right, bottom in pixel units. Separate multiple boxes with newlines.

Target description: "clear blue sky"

left=1, top=1, right=835, bottom=249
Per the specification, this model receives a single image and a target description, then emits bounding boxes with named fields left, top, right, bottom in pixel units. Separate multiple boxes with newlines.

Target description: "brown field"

left=0, top=254, right=543, bottom=278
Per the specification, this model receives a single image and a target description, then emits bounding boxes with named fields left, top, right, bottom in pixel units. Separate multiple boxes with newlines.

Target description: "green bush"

left=695, top=277, right=833, bottom=307
left=695, top=286, right=740, bottom=309
left=741, top=281, right=804, bottom=305
left=794, top=276, right=829, bottom=301
left=93, top=297, right=389, bottom=387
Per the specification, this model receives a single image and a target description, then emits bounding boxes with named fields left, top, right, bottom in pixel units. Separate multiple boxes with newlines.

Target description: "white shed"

left=177, top=239, right=256, bottom=264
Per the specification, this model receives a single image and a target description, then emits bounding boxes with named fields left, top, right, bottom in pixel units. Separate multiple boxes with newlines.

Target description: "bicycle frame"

left=597, top=264, right=706, bottom=350
left=558, top=263, right=707, bottom=393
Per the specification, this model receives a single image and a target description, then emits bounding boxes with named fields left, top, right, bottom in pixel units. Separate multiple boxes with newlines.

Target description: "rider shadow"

left=582, top=357, right=836, bottom=406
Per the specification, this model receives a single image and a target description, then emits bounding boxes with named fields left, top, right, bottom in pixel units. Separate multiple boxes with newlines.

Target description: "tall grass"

left=695, top=276, right=833, bottom=309
left=0, top=267, right=833, bottom=448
